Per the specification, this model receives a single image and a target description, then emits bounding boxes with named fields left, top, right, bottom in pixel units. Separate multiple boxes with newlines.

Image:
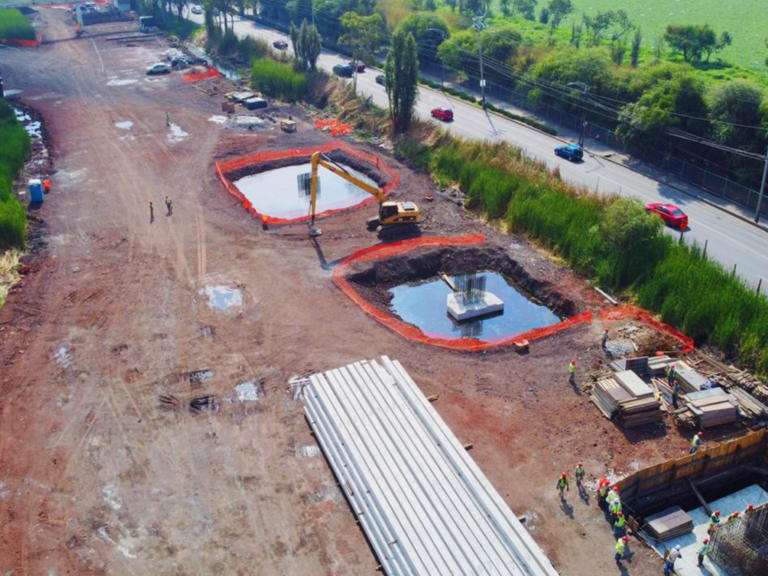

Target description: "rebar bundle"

left=710, top=504, right=768, bottom=576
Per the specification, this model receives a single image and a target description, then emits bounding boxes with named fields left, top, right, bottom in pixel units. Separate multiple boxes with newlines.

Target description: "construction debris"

left=644, top=506, right=694, bottom=541
left=303, top=356, right=559, bottom=576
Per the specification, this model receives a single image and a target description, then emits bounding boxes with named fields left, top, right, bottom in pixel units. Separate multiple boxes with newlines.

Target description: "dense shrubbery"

left=0, top=9, right=35, bottom=41
left=251, top=58, right=307, bottom=101
left=0, top=101, right=30, bottom=249
left=400, top=134, right=768, bottom=378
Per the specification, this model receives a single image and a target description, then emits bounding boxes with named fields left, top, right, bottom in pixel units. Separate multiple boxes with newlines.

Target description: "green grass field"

left=490, top=0, right=768, bottom=71
left=0, top=8, right=35, bottom=41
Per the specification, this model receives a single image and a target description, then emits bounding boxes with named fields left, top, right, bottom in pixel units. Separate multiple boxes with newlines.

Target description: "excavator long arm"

left=310, top=151, right=386, bottom=225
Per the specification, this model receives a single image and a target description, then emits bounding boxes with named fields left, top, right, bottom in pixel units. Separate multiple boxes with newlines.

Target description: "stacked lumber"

left=674, top=360, right=709, bottom=393
left=687, top=388, right=739, bottom=427
left=648, top=355, right=674, bottom=376
left=591, top=371, right=662, bottom=426
left=609, top=357, right=649, bottom=376
left=727, top=387, right=768, bottom=420
left=645, top=506, right=694, bottom=541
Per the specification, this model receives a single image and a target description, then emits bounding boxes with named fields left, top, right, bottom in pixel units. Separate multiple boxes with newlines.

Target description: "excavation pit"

left=335, top=236, right=594, bottom=350
left=215, top=141, right=401, bottom=224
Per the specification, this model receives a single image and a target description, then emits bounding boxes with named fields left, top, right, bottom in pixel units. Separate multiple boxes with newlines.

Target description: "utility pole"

left=472, top=14, right=488, bottom=111
left=311, top=0, right=314, bottom=27
left=568, top=81, right=589, bottom=148
left=426, top=28, right=447, bottom=88
left=755, top=145, right=768, bottom=224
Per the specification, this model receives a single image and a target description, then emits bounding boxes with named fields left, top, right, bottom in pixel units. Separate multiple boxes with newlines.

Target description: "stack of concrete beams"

left=686, top=388, right=739, bottom=428
left=303, top=356, right=559, bottom=576
left=674, top=360, right=709, bottom=393
left=644, top=506, right=694, bottom=541
left=591, top=371, right=662, bottom=427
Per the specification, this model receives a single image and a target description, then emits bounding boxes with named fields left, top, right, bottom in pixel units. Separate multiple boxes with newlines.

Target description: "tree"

left=663, top=24, right=729, bottom=63
left=286, top=0, right=311, bottom=25
left=538, top=8, right=549, bottom=25
left=499, top=0, right=510, bottom=17
left=630, top=28, right=642, bottom=67
left=339, top=12, right=386, bottom=89
left=395, top=13, right=450, bottom=63
left=300, top=21, right=322, bottom=69
left=569, top=19, right=582, bottom=48
left=583, top=11, right=615, bottom=46
left=547, top=0, right=572, bottom=29
left=512, top=0, right=537, bottom=21
left=708, top=80, right=768, bottom=184
left=386, top=29, right=419, bottom=133
left=610, top=40, right=626, bottom=65
left=289, top=21, right=300, bottom=55
left=438, top=25, right=522, bottom=83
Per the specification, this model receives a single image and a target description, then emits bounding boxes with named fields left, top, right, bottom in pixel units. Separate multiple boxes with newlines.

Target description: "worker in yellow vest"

left=568, top=360, right=576, bottom=384
left=708, top=510, right=721, bottom=534
left=556, top=472, right=570, bottom=499
left=574, top=462, right=585, bottom=486
left=727, top=511, right=740, bottom=523
left=610, top=497, right=622, bottom=519
left=744, top=504, right=755, bottom=517
left=697, top=538, right=711, bottom=568
left=690, top=431, right=703, bottom=454
left=615, top=536, right=628, bottom=565
left=614, top=511, right=626, bottom=536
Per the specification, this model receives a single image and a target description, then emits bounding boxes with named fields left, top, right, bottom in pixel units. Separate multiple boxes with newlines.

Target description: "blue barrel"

left=29, top=179, right=44, bottom=203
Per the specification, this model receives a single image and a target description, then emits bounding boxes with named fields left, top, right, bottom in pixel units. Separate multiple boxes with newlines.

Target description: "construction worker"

left=614, top=511, right=626, bottom=536
left=727, top=511, right=740, bottom=523
left=666, top=364, right=677, bottom=386
left=697, top=538, right=711, bottom=568
left=149, top=201, right=154, bottom=221
left=598, top=478, right=611, bottom=504
left=615, top=536, right=628, bottom=565
left=610, top=497, right=622, bottom=519
left=574, top=462, right=585, bottom=486
left=664, top=545, right=681, bottom=575
left=165, top=195, right=173, bottom=216
left=601, top=328, right=609, bottom=348
left=708, top=510, right=721, bottom=534
left=690, top=431, right=703, bottom=454
left=556, top=472, right=569, bottom=498
left=671, top=380, right=681, bottom=409
left=568, top=360, right=576, bottom=384
left=165, top=111, right=171, bottom=127
left=744, top=504, right=755, bottom=517
left=606, top=486, right=619, bottom=506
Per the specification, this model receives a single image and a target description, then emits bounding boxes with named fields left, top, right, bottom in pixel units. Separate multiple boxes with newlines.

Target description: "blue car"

left=554, top=144, right=583, bottom=162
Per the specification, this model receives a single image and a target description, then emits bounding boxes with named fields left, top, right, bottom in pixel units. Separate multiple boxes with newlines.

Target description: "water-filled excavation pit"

left=215, top=142, right=400, bottom=224
left=341, top=243, right=588, bottom=348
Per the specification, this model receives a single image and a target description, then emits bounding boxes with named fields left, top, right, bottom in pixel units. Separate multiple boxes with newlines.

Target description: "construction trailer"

left=302, top=357, right=559, bottom=576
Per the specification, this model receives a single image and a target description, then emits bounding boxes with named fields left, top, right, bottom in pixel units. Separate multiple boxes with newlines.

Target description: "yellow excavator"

left=308, top=151, right=420, bottom=237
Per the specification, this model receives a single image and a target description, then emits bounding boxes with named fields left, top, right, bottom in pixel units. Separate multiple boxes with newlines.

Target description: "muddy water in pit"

left=233, top=163, right=375, bottom=220
left=389, top=271, right=561, bottom=341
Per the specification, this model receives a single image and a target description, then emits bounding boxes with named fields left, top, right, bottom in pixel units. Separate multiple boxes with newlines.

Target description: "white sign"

left=480, top=79, right=486, bottom=87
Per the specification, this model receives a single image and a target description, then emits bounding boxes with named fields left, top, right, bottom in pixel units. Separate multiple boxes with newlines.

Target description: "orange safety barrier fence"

left=315, top=119, right=353, bottom=137
left=331, top=234, right=595, bottom=351
left=600, top=305, right=695, bottom=353
left=0, top=38, right=39, bottom=47
left=215, top=141, right=401, bottom=225
left=183, top=67, right=222, bottom=83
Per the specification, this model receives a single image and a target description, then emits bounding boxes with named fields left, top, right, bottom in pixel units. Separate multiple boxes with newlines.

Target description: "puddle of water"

left=3, top=89, right=21, bottom=97
left=388, top=271, right=561, bottom=341
left=200, top=285, right=242, bottom=311
left=106, top=78, right=137, bottom=86
left=235, top=381, right=263, bottom=402
left=115, top=121, right=133, bottom=130
left=167, top=123, right=189, bottom=143
left=208, top=115, right=228, bottom=124
left=234, top=163, right=375, bottom=220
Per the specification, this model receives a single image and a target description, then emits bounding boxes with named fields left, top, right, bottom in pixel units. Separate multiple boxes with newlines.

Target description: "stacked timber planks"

left=645, top=506, right=694, bottom=541
left=648, top=355, right=674, bottom=377
left=727, top=387, right=768, bottom=420
left=674, top=361, right=709, bottom=393
left=686, top=388, right=739, bottom=428
left=303, top=357, right=560, bottom=576
left=591, top=371, right=662, bottom=426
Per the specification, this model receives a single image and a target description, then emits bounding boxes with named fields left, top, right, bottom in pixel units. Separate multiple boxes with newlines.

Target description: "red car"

left=646, top=202, right=688, bottom=229
left=431, top=107, right=454, bottom=122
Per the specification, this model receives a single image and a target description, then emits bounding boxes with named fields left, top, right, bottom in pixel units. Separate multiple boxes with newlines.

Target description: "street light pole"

left=568, top=81, right=589, bottom=148
left=473, top=15, right=488, bottom=111
left=755, top=145, right=768, bottom=224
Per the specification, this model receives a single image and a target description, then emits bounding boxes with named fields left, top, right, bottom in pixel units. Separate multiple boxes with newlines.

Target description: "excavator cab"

left=367, top=201, right=420, bottom=231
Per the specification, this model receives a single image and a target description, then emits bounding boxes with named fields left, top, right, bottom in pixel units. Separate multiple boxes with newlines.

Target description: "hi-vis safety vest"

left=615, top=515, right=626, bottom=528
left=569, top=363, right=576, bottom=374
left=692, top=436, right=702, bottom=448
left=616, top=540, right=625, bottom=554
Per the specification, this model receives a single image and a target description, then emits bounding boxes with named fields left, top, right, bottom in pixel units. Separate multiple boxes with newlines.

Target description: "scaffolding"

left=710, top=503, right=768, bottom=576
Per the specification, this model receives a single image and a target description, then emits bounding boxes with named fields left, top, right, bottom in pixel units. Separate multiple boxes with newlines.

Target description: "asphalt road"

left=189, top=12, right=768, bottom=289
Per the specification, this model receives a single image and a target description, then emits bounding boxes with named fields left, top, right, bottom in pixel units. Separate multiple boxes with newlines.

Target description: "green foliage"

left=547, top=0, right=572, bottom=29
left=438, top=25, right=522, bottom=83
left=292, top=20, right=322, bottom=70
left=395, top=13, right=450, bottom=62
left=386, top=29, right=419, bottom=133
left=157, top=14, right=201, bottom=40
left=538, top=7, right=549, bottom=25
left=0, top=9, right=35, bottom=41
left=512, top=0, right=537, bottom=21
left=664, top=24, right=730, bottom=63
left=250, top=58, right=307, bottom=101
left=0, top=101, right=30, bottom=249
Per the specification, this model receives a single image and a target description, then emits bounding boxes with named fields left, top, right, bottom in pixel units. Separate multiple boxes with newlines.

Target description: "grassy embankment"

left=398, top=133, right=768, bottom=378
left=0, top=8, right=36, bottom=41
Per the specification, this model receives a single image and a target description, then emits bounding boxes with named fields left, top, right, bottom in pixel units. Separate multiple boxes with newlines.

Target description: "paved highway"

left=188, top=12, right=768, bottom=289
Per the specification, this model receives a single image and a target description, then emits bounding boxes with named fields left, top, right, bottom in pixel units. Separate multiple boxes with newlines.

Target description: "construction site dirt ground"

left=0, top=9, right=749, bottom=576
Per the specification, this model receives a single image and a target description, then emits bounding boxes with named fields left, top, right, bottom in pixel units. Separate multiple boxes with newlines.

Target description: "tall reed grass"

left=251, top=58, right=307, bottom=102
left=0, top=9, right=35, bottom=41
left=0, top=100, right=30, bottom=249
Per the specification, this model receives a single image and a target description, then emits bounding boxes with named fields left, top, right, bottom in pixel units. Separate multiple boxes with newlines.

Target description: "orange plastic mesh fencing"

left=214, top=141, right=401, bottom=224
left=0, top=38, right=39, bottom=47
left=315, top=119, right=352, bottom=136
left=332, top=234, right=594, bottom=351
left=600, top=305, right=694, bottom=353
left=183, top=67, right=222, bottom=83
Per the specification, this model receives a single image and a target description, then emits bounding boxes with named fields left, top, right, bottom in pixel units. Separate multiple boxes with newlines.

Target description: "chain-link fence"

left=710, top=503, right=768, bottom=576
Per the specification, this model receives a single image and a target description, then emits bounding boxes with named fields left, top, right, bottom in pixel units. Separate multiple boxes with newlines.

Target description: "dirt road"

left=0, top=9, right=719, bottom=576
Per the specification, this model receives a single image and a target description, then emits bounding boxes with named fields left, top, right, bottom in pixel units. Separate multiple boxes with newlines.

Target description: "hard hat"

left=622, top=536, right=628, bottom=542
left=675, top=545, right=681, bottom=550
left=703, top=538, right=709, bottom=543
left=715, top=510, right=721, bottom=515
left=733, top=511, right=739, bottom=516
left=571, top=360, right=576, bottom=365
left=747, top=504, right=754, bottom=510
left=605, top=328, right=609, bottom=333
left=671, top=364, right=675, bottom=368
left=617, top=512, right=623, bottom=517
left=562, top=472, right=567, bottom=477
left=578, top=462, right=583, bottom=467
left=613, top=486, right=619, bottom=492
left=698, top=431, right=703, bottom=436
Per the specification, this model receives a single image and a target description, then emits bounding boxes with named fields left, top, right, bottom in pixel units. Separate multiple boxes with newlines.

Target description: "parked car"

left=333, top=64, right=354, bottom=78
left=191, top=5, right=203, bottom=14
left=645, top=203, right=689, bottom=229
left=554, top=144, right=583, bottom=162
left=375, top=74, right=386, bottom=86
left=146, top=62, right=171, bottom=75
left=351, top=61, right=366, bottom=72
left=430, top=107, right=454, bottom=122
left=272, top=40, right=289, bottom=50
